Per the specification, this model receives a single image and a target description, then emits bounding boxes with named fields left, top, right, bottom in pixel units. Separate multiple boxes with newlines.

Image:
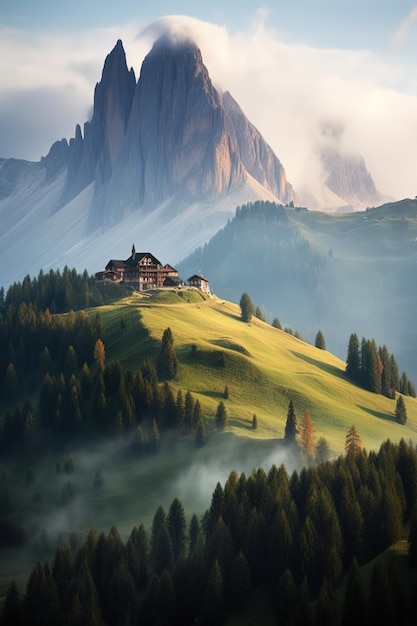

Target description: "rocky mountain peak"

left=92, top=35, right=296, bottom=225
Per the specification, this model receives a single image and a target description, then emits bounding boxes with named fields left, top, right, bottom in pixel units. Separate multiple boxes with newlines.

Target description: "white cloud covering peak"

left=1, top=14, right=417, bottom=200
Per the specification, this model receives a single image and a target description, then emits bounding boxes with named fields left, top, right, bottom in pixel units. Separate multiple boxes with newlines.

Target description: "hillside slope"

left=98, top=291, right=417, bottom=456
left=178, top=198, right=417, bottom=382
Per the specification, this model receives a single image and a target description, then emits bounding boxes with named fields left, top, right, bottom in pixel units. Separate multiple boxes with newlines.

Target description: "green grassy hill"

left=178, top=198, right=417, bottom=383
left=97, top=288, right=417, bottom=456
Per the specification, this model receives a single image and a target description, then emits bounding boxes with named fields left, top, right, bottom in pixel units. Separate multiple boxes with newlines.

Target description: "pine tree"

left=284, top=399, right=298, bottom=444
left=252, top=414, right=258, bottom=430
left=315, top=330, right=326, bottom=349
left=157, top=327, right=178, bottom=381
left=155, top=569, right=177, bottom=626
left=215, top=401, right=228, bottom=431
left=195, top=415, right=208, bottom=448
left=342, top=558, right=367, bottom=626
left=167, top=497, right=186, bottom=562
left=204, top=559, right=225, bottom=625
left=395, top=394, right=407, bottom=425
left=184, top=390, right=194, bottom=433
left=228, top=551, right=251, bottom=610
left=346, top=332, right=361, bottom=382
left=345, top=425, right=362, bottom=460
left=368, top=559, right=396, bottom=626
left=272, top=317, right=282, bottom=330
left=1, top=581, right=22, bottom=626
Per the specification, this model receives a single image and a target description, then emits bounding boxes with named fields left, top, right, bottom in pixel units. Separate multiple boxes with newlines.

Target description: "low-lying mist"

left=3, top=431, right=297, bottom=577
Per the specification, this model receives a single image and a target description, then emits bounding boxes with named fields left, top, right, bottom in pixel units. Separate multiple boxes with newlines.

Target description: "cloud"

left=1, top=15, right=417, bottom=200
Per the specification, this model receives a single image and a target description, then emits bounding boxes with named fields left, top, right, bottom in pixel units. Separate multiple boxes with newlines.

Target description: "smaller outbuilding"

left=187, top=274, right=211, bottom=295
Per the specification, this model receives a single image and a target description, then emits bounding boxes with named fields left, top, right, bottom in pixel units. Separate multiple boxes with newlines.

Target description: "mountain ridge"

left=0, top=34, right=296, bottom=288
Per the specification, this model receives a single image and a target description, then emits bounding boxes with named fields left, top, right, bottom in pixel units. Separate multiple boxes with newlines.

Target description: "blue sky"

left=1, top=2, right=417, bottom=198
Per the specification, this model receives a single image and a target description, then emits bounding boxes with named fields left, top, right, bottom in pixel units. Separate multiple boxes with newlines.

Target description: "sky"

left=1, top=1, right=417, bottom=199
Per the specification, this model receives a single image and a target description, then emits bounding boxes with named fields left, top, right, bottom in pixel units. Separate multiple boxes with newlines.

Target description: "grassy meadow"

left=99, top=289, right=417, bottom=455
left=1, top=287, right=417, bottom=602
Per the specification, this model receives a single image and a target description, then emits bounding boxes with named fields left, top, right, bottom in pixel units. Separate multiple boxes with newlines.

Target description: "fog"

left=9, top=431, right=296, bottom=563
left=2, top=14, right=417, bottom=199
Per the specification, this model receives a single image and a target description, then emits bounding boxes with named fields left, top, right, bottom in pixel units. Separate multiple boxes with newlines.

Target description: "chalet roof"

left=105, top=259, right=125, bottom=270
left=188, top=274, right=209, bottom=283
left=125, top=251, right=162, bottom=266
left=163, top=276, right=183, bottom=287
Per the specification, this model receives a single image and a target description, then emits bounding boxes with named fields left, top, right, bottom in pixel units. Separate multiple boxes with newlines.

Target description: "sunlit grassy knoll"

left=93, top=293, right=417, bottom=457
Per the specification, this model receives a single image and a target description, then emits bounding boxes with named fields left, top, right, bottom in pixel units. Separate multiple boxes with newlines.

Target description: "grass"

left=2, top=289, right=417, bottom=602
left=96, top=292, right=417, bottom=457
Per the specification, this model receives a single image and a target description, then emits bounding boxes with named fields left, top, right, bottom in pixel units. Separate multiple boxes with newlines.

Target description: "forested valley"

left=1, top=268, right=417, bottom=625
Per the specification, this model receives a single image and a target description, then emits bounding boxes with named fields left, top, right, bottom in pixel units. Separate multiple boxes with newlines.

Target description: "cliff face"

left=320, top=146, right=383, bottom=210
left=43, top=39, right=136, bottom=207
left=89, top=36, right=296, bottom=226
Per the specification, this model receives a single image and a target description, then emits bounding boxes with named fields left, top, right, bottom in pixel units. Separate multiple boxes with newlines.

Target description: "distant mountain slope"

left=0, top=35, right=295, bottom=289
left=178, top=198, right=417, bottom=381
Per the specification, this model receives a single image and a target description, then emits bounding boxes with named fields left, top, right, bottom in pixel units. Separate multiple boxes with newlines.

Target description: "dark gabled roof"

left=125, top=252, right=162, bottom=266
left=188, top=274, right=209, bottom=283
left=105, top=259, right=126, bottom=270
left=163, top=276, right=183, bottom=287
left=163, top=263, right=177, bottom=271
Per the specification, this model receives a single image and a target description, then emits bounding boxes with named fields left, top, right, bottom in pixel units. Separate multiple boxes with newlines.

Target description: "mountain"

left=0, top=35, right=296, bottom=289
left=298, top=122, right=388, bottom=211
left=178, top=198, right=417, bottom=382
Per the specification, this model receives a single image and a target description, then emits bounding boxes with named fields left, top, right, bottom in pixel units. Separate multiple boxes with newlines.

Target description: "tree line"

left=2, top=438, right=417, bottom=625
left=345, top=332, right=415, bottom=399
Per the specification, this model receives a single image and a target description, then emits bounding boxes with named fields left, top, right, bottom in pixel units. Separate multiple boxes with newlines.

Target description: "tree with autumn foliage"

left=299, top=409, right=315, bottom=464
left=345, top=425, right=362, bottom=460
left=93, top=338, right=106, bottom=371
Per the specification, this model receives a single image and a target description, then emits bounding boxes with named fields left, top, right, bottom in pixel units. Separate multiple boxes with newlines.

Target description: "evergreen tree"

left=272, top=317, right=282, bottom=330
left=203, top=559, right=225, bottom=625
left=255, top=306, right=266, bottom=321
left=1, top=581, right=22, bottom=626
left=342, top=558, right=367, bottom=626
left=315, top=578, right=336, bottom=626
left=227, top=551, right=251, bottom=610
left=346, top=332, right=361, bottom=382
left=184, top=390, right=194, bottom=433
left=284, top=399, right=298, bottom=444
left=157, top=327, right=178, bottom=381
left=188, top=513, right=201, bottom=554
left=345, top=425, right=362, bottom=460
left=167, top=497, right=186, bottom=562
left=152, top=525, right=173, bottom=576
left=195, top=415, right=208, bottom=448
left=252, top=414, right=258, bottom=430
left=155, top=569, right=177, bottom=626
left=368, top=559, right=396, bottom=626
left=175, top=389, right=184, bottom=433
left=315, top=330, right=326, bottom=349
left=215, top=401, right=228, bottom=431
left=239, top=292, right=255, bottom=323
left=395, top=394, right=407, bottom=425
left=223, top=385, right=229, bottom=399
